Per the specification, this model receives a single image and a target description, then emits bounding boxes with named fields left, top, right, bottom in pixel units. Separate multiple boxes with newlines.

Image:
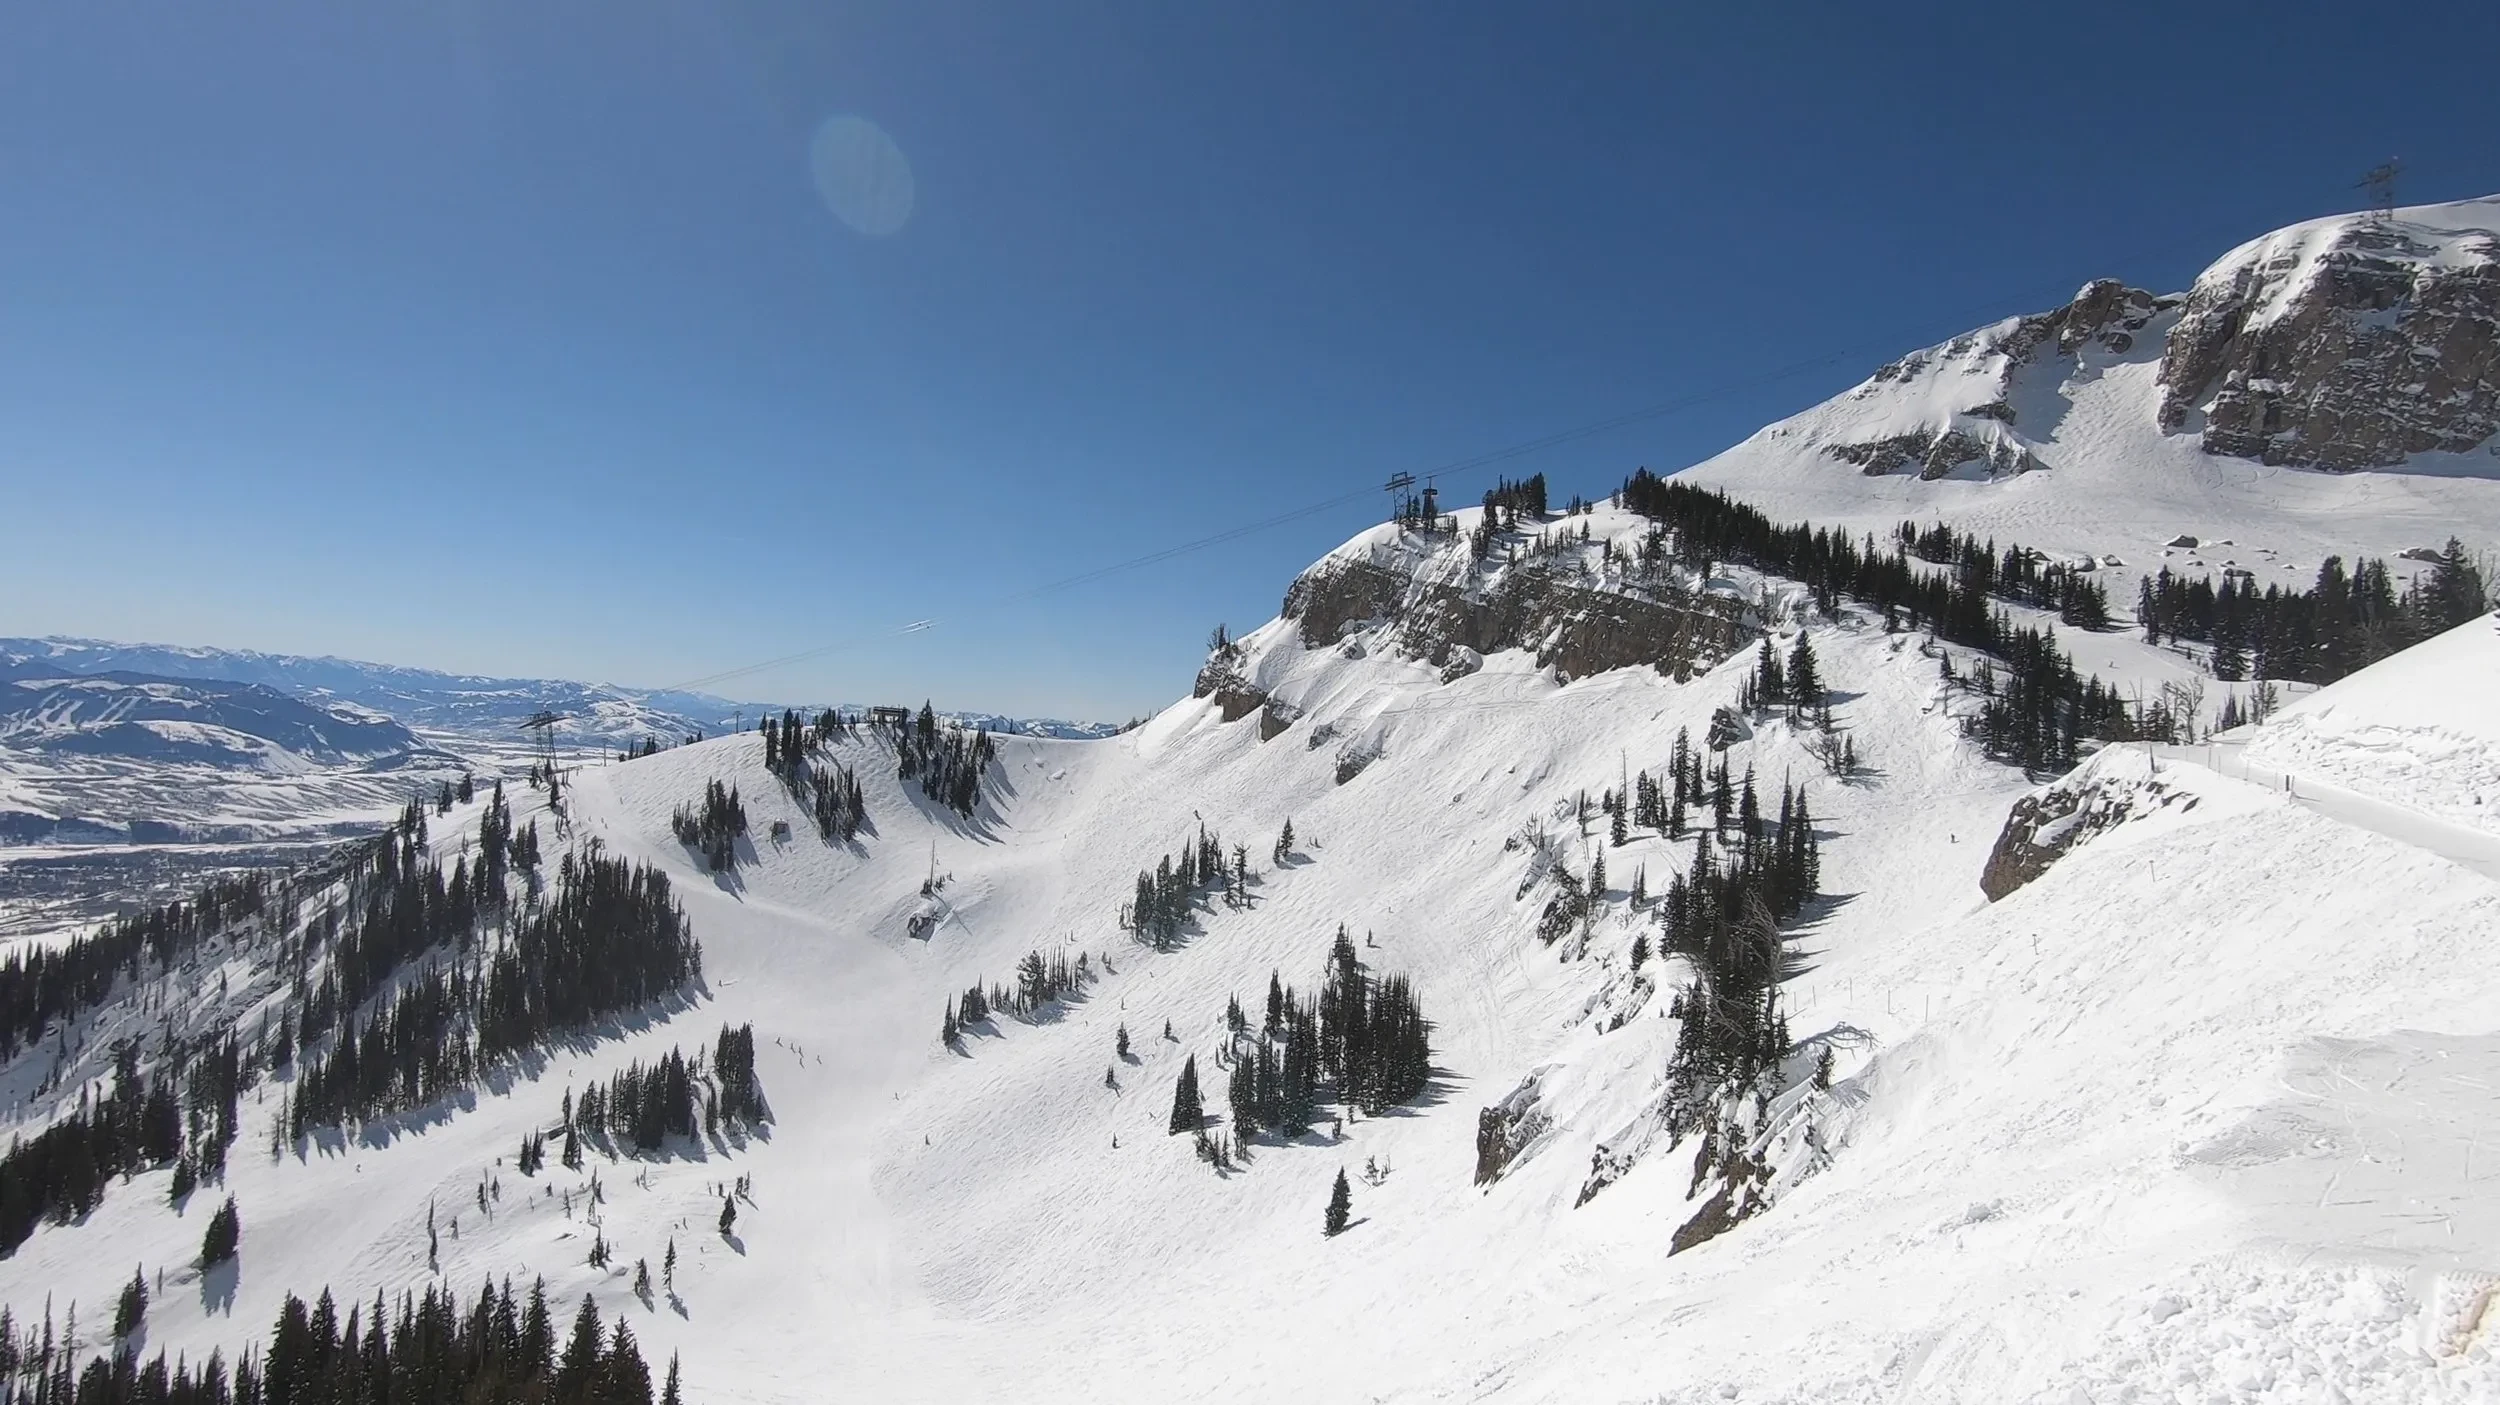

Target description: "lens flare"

left=809, top=115, right=915, bottom=238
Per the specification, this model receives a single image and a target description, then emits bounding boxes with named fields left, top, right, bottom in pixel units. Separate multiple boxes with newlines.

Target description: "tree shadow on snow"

left=295, top=988, right=709, bottom=1157
left=1359, top=1069, right=1465, bottom=1119
left=200, top=1258, right=239, bottom=1316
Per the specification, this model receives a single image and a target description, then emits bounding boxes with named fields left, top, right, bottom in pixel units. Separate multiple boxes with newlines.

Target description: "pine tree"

left=1324, top=1167, right=1351, bottom=1236
left=1115, top=1023, right=1130, bottom=1058
left=1274, top=819, right=1295, bottom=865
left=199, top=1196, right=240, bottom=1270
left=114, top=1266, right=147, bottom=1339
left=1787, top=631, right=1823, bottom=711
left=662, top=1354, right=684, bottom=1405
left=664, top=1237, right=676, bottom=1291
left=718, top=1193, right=737, bottom=1238
left=1168, top=1055, right=1203, bottom=1135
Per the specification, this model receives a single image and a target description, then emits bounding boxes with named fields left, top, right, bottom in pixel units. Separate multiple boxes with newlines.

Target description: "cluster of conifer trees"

left=469, top=781, right=537, bottom=901
left=1652, top=792, right=1825, bottom=1135
left=0, top=1037, right=240, bottom=1258
left=0, top=871, right=276, bottom=1060
left=521, top=1022, right=765, bottom=1167
left=2135, top=541, right=2489, bottom=683
left=1124, top=826, right=1251, bottom=950
left=1618, top=472, right=2136, bottom=771
left=1482, top=472, right=1549, bottom=520
left=0, top=1277, right=680, bottom=1405
left=286, top=850, right=701, bottom=1137
left=761, top=712, right=874, bottom=844
left=943, top=950, right=1096, bottom=1042
left=1895, top=521, right=2114, bottom=630
left=1207, top=929, right=1433, bottom=1140
left=1734, top=633, right=1828, bottom=725
left=1465, top=474, right=1551, bottom=554
left=885, top=705, right=994, bottom=819
left=797, top=761, right=864, bottom=844
left=669, top=780, right=748, bottom=873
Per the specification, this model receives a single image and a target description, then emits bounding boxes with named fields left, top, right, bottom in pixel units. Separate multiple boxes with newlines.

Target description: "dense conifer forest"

left=0, top=1275, right=679, bottom=1404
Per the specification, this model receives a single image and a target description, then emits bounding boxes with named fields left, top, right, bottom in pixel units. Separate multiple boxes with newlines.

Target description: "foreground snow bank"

left=2247, top=613, right=2500, bottom=836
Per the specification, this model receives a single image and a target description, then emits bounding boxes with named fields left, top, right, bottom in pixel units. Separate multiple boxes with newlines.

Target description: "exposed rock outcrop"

left=2157, top=206, right=2500, bottom=469
left=1980, top=749, right=2198, bottom=900
left=1284, top=553, right=1753, bottom=685
left=1190, top=654, right=1267, bottom=723
left=1830, top=426, right=2042, bottom=481
left=1474, top=1071, right=1553, bottom=1188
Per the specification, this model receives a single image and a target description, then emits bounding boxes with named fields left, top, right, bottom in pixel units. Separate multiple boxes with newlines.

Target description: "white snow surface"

left=5, top=507, right=2500, bottom=1403
left=2241, top=612, right=2500, bottom=838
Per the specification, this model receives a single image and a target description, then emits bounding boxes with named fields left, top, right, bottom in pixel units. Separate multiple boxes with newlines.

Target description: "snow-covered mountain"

left=0, top=661, right=446, bottom=853
left=6, top=480, right=2496, bottom=1401
left=0, top=663, right=418, bottom=768
left=6, top=199, right=2500, bottom=1404
left=1676, top=195, right=2500, bottom=590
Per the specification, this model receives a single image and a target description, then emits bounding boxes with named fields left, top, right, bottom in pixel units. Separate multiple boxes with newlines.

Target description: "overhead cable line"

left=645, top=217, right=2256, bottom=699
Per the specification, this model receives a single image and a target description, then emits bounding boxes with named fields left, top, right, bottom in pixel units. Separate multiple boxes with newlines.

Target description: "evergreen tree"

left=1787, top=631, right=1823, bottom=712
left=718, top=1194, right=737, bottom=1238
left=114, top=1267, right=147, bottom=1340
left=1115, top=1023, right=1130, bottom=1058
left=1324, top=1167, right=1351, bottom=1237
left=1168, top=1055, right=1203, bottom=1135
left=199, top=1196, right=240, bottom=1270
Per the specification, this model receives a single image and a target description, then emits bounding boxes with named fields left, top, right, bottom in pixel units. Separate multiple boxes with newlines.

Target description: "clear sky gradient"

left=5, top=1, right=2497, bottom=720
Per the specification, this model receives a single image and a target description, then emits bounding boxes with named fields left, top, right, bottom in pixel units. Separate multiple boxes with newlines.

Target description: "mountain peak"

left=2157, top=194, right=2500, bottom=468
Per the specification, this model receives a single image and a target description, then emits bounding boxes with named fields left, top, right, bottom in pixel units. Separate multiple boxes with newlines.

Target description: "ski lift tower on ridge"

left=521, top=708, right=566, bottom=775
left=2356, top=159, right=2403, bottom=223
left=1383, top=471, right=1416, bottom=525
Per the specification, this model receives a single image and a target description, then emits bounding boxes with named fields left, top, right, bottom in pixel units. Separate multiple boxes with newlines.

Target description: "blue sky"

left=5, top=1, right=2496, bottom=720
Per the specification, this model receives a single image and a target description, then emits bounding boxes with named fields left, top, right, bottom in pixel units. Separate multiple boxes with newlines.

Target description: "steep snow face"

left=1676, top=197, right=2500, bottom=591
left=5, top=512, right=2498, bottom=1404
left=2245, top=610, right=2500, bottom=837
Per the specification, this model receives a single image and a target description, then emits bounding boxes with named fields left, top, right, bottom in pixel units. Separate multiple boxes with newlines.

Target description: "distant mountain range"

left=0, top=637, right=1122, bottom=747
left=0, top=659, right=419, bottom=767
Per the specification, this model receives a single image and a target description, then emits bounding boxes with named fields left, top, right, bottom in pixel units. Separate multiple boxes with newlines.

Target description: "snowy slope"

left=5, top=508, right=2498, bottom=1403
left=1674, top=197, right=2500, bottom=598
left=2242, top=611, right=2500, bottom=837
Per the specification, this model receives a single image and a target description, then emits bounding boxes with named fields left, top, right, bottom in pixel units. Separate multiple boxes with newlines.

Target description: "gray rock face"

left=1283, top=552, right=1752, bottom=685
left=1830, top=427, right=2042, bottom=481
left=1189, top=656, right=1267, bottom=723
left=1980, top=755, right=2201, bottom=900
left=1979, top=786, right=2091, bottom=902
left=2157, top=212, right=2500, bottom=469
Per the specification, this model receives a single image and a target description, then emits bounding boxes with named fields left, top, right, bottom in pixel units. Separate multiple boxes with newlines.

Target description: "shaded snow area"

left=5, top=507, right=2499, bottom=1403
left=2244, top=612, right=2500, bottom=838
